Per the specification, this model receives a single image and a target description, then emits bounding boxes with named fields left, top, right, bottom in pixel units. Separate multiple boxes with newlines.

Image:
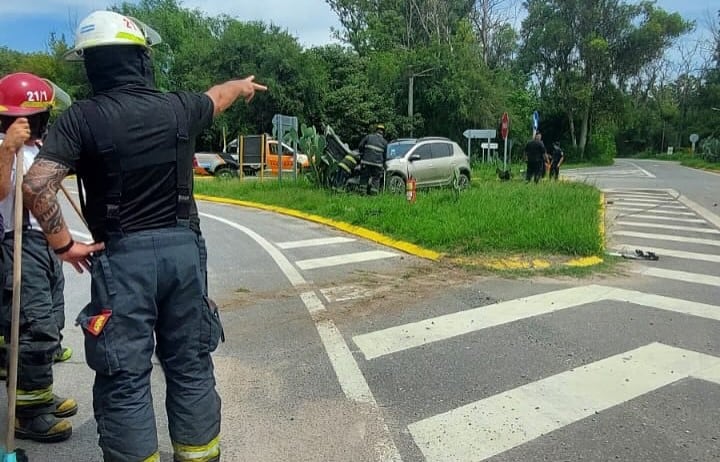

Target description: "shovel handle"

left=5, top=150, right=24, bottom=452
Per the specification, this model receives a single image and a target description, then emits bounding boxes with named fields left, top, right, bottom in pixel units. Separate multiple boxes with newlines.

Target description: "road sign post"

left=501, top=112, right=510, bottom=170
left=532, top=110, right=539, bottom=136
left=463, top=129, right=496, bottom=163
left=690, top=133, right=699, bottom=155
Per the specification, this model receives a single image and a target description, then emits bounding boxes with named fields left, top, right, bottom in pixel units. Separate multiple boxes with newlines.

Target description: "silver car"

left=384, top=137, right=471, bottom=193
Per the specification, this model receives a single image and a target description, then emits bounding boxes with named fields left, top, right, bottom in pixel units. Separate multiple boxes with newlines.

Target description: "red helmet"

left=0, top=72, right=57, bottom=117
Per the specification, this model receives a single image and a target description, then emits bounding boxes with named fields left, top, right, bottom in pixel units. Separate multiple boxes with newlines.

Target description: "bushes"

left=700, top=137, right=720, bottom=162
left=586, top=125, right=617, bottom=165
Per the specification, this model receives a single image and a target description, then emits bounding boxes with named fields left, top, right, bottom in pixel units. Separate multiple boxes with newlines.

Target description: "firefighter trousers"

left=0, top=230, right=65, bottom=415
left=77, top=225, right=222, bottom=461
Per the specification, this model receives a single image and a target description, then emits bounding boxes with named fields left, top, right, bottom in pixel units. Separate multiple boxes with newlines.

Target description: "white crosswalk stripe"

left=613, top=207, right=697, bottom=216
left=408, top=343, right=720, bottom=462
left=352, top=285, right=720, bottom=360
left=613, top=246, right=720, bottom=263
left=616, top=221, right=720, bottom=234
left=276, top=237, right=356, bottom=249
left=615, top=201, right=687, bottom=209
left=614, top=214, right=707, bottom=224
left=615, top=231, right=720, bottom=247
left=612, top=197, right=675, bottom=204
left=632, top=267, right=720, bottom=286
left=296, top=250, right=399, bottom=270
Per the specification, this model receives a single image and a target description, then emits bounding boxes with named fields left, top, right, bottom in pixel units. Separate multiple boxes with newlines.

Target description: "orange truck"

left=227, top=135, right=309, bottom=177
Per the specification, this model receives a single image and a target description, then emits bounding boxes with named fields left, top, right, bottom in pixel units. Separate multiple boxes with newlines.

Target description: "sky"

left=0, top=0, right=715, bottom=58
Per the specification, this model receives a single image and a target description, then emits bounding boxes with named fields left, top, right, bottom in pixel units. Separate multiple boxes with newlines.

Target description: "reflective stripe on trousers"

left=173, top=435, right=220, bottom=461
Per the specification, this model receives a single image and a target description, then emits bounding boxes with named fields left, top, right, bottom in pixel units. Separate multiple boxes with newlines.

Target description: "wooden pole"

left=6, top=149, right=24, bottom=453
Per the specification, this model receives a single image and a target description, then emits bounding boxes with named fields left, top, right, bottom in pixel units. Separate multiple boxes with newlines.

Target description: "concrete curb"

left=194, top=194, right=443, bottom=261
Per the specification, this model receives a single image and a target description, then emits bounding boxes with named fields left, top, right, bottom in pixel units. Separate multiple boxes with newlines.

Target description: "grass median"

left=194, top=169, right=603, bottom=259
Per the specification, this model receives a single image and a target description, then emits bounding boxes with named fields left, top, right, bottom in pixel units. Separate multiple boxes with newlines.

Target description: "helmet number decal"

left=123, top=17, right=139, bottom=32
left=26, top=90, right=50, bottom=102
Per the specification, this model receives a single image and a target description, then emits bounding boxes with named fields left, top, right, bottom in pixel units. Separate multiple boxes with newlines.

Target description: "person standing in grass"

left=549, top=141, right=565, bottom=180
left=524, top=132, right=547, bottom=183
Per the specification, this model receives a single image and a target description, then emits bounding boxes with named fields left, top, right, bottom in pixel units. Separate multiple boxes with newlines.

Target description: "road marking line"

left=277, top=237, right=356, bottom=249
left=352, top=285, right=720, bottom=360
left=625, top=160, right=657, bottom=178
left=616, top=221, right=720, bottom=234
left=296, top=250, right=399, bottom=270
left=615, top=231, right=720, bottom=247
left=615, top=215, right=706, bottom=224
left=407, top=343, right=720, bottom=462
left=612, top=197, right=675, bottom=204
left=613, top=246, right=720, bottom=263
left=675, top=193, right=720, bottom=230
left=301, top=291, right=326, bottom=315
left=633, top=267, right=720, bottom=287
left=567, top=169, right=643, bottom=176
left=607, top=191, right=671, bottom=198
left=696, top=364, right=720, bottom=385
left=200, top=212, right=305, bottom=286
left=613, top=207, right=697, bottom=217
left=615, top=201, right=687, bottom=209
left=201, top=211, right=402, bottom=461
left=603, top=188, right=670, bottom=195
left=321, top=284, right=385, bottom=303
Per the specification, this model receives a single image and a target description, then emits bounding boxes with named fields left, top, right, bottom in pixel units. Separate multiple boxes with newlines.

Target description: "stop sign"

left=501, top=112, right=510, bottom=140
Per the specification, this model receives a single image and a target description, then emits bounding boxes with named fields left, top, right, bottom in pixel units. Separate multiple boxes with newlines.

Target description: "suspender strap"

left=76, top=100, right=122, bottom=232
left=168, top=94, right=191, bottom=221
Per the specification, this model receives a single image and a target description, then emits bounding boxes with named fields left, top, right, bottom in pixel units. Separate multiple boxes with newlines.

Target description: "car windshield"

left=386, top=141, right=416, bottom=160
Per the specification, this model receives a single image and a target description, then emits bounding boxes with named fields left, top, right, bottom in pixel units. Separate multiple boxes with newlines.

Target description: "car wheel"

left=215, top=167, right=237, bottom=179
left=388, top=175, right=406, bottom=194
left=457, top=172, right=470, bottom=190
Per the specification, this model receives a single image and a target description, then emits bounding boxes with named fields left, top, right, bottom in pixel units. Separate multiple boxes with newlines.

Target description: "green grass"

left=195, top=172, right=603, bottom=257
left=680, top=157, right=720, bottom=171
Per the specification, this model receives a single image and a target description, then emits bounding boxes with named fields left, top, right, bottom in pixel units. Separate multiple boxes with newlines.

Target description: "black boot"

left=15, top=413, right=72, bottom=443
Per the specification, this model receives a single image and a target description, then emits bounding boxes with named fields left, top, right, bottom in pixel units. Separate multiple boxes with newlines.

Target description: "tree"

left=519, top=0, right=690, bottom=158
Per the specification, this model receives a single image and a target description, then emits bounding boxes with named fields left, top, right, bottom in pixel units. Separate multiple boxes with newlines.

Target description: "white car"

left=384, top=137, right=471, bottom=193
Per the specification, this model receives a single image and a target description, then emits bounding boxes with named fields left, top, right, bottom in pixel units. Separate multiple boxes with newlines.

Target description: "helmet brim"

left=0, top=105, right=50, bottom=117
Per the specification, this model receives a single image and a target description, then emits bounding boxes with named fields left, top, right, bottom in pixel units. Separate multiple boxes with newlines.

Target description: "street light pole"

left=407, top=68, right=433, bottom=137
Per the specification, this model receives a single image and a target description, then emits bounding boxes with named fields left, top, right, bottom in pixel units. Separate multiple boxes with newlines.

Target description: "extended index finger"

left=253, top=83, right=268, bottom=92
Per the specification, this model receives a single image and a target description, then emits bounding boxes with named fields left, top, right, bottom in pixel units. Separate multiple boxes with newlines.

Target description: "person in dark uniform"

left=22, top=10, right=266, bottom=462
left=358, top=124, right=388, bottom=195
left=524, top=132, right=547, bottom=183
left=549, top=141, right=565, bottom=180
left=0, top=72, right=77, bottom=443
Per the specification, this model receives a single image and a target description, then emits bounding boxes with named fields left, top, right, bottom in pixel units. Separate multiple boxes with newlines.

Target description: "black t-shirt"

left=39, top=87, right=214, bottom=239
left=551, top=146, right=564, bottom=163
left=525, top=139, right=546, bottom=162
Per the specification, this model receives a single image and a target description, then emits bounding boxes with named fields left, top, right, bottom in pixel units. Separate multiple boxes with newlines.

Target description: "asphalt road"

left=2, top=159, right=719, bottom=462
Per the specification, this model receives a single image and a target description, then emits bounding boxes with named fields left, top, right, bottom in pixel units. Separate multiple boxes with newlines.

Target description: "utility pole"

left=407, top=68, right=434, bottom=137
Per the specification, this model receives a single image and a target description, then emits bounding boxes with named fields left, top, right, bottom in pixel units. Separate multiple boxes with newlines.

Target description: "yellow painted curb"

left=565, top=256, right=604, bottom=267
left=194, top=194, right=442, bottom=261
left=598, top=192, right=606, bottom=248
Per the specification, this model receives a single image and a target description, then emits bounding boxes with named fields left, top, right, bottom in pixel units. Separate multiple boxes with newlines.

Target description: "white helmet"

left=65, top=10, right=162, bottom=61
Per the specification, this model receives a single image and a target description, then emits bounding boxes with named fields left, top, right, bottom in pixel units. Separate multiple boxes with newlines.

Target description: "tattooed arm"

left=23, top=159, right=104, bottom=273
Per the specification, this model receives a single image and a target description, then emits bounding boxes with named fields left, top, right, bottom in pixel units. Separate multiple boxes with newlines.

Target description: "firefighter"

left=23, top=10, right=266, bottom=462
left=524, top=131, right=547, bottom=183
left=0, top=72, right=76, bottom=443
left=549, top=141, right=565, bottom=180
left=358, top=124, right=388, bottom=195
